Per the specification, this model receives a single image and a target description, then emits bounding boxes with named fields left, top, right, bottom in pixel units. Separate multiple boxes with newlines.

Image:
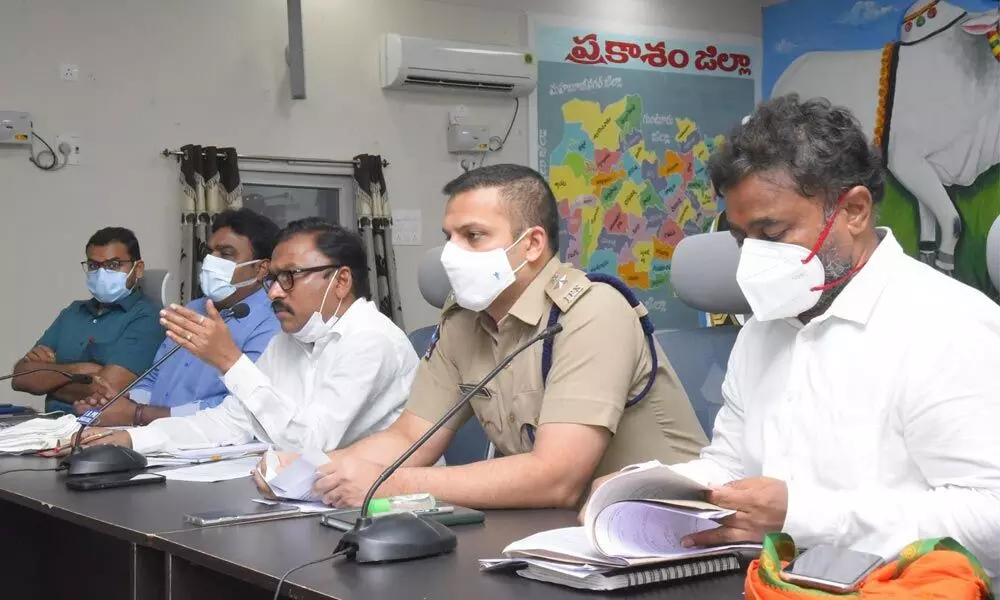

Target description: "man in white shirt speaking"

left=590, top=94, right=1000, bottom=579
left=69, top=218, right=418, bottom=454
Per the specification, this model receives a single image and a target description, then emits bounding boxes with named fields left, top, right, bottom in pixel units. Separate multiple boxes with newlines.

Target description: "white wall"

left=0, top=0, right=761, bottom=408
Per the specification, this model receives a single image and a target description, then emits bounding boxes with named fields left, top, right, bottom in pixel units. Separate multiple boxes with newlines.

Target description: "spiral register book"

left=481, top=461, right=759, bottom=590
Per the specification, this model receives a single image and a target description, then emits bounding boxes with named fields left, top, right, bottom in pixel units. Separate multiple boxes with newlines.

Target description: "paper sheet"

left=592, top=501, right=722, bottom=558
left=153, top=456, right=260, bottom=482
left=479, top=558, right=607, bottom=578
left=257, top=449, right=330, bottom=501
left=145, top=442, right=269, bottom=462
left=503, top=527, right=625, bottom=566
left=502, top=523, right=757, bottom=568
left=391, top=209, right=422, bottom=246
left=0, top=415, right=80, bottom=453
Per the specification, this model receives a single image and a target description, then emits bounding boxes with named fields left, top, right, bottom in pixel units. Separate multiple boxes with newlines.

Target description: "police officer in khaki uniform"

left=266, top=164, right=707, bottom=510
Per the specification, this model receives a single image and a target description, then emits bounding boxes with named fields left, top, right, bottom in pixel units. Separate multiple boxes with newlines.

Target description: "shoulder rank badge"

left=423, top=325, right=441, bottom=360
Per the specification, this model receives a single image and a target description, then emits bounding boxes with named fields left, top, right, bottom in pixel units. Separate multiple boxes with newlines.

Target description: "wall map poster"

left=532, top=20, right=759, bottom=329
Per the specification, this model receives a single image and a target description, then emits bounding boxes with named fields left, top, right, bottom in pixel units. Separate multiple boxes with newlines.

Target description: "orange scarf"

left=746, top=533, right=994, bottom=600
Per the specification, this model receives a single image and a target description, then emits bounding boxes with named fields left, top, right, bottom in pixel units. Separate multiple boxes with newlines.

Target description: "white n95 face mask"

left=736, top=239, right=825, bottom=321
left=440, top=231, right=529, bottom=312
left=292, top=270, right=344, bottom=344
left=199, top=254, right=261, bottom=303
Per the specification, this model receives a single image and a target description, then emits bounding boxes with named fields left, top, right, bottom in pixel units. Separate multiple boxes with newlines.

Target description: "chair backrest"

left=671, top=232, right=751, bottom=315
left=443, top=419, right=493, bottom=465
left=660, top=232, right=750, bottom=437
left=141, top=269, right=172, bottom=308
left=654, top=327, right=738, bottom=437
left=987, top=215, right=1000, bottom=292
left=407, top=326, right=437, bottom=358
left=418, top=245, right=450, bottom=309
left=407, top=324, right=493, bottom=466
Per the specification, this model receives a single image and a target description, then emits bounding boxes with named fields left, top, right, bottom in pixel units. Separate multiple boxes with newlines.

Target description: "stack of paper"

left=481, top=462, right=760, bottom=590
left=0, top=415, right=80, bottom=453
left=144, top=441, right=269, bottom=467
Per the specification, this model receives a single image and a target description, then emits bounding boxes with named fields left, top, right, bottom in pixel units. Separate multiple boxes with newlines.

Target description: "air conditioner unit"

left=380, top=33, right=537, bottom=97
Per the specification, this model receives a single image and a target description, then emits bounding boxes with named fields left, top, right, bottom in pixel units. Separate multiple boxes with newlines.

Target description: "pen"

left=45, top=431, right=114, bottom=455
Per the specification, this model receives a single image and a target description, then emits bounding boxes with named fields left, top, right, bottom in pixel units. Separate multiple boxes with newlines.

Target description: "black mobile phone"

left=780, top=545, right=884, bottom=593
left=319, top=505, right=486, bottom=532
left=65, top=471, right=166, bottom=491
left=184, top=504, right=302, bottom=527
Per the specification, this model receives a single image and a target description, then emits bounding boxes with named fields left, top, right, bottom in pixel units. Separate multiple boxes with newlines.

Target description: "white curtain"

left=353, top=154, right=404, bottom=328
left=178, top=146, right=243, bottom=303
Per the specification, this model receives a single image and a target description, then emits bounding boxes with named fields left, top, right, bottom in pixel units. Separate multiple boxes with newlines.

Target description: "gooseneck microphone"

left=335, top=322, right=564, bottom=564
left=61, top=302, right=250, bottom=478
left=0, top=368, right=94, bottom=385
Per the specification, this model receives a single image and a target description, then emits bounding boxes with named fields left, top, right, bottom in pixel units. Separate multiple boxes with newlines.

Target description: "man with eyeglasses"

left=11, top=227, right=164, bottom=415
left=62, top=218, right=418, bottom=456
left=73, top=209, right=282, bottom=426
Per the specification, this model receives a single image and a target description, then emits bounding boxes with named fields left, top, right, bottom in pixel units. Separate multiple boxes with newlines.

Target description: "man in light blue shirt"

left=76, top=209, right=281, bottom=425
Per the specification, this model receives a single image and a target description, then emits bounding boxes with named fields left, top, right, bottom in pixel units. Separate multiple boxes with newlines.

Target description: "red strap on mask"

left=803, top=194, right=869, bottom=292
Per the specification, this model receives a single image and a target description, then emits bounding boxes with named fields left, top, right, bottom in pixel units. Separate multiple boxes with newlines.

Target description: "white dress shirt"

left=672, top=229, right=1000, bottom=581
left=128, top=298, right=419, bottom=454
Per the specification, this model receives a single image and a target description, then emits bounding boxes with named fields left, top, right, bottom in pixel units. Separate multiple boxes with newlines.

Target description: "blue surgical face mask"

left=87, top=265, right=136, bottom=304
left=199, top=254, right=261, bottom=303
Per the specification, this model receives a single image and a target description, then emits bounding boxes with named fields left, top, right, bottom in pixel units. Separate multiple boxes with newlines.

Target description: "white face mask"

left=736, top=239, right=826, bottom=321
left=291, top=271, right=344, bottom=344
left=440, top=230, right=529, bottom=312
left=198, top=254, right=261, bottom=303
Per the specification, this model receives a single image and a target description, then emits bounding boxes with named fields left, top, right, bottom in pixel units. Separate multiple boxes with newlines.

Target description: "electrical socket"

left=56, top=134, right=81, bottom=165
left=449, top=105, right=469, bottom=126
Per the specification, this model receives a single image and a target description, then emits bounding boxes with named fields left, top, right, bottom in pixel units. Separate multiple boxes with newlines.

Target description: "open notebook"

left=500, top=461, right=759, bottom=569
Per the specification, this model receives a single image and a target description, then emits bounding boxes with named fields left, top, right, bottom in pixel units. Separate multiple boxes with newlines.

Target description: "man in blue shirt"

left=77, top=209, right=281, bottom=426
left=11, top=227, right=164, bottom=414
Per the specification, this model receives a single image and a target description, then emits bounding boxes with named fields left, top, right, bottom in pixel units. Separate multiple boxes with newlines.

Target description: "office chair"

left=987, top=215, right=1000, bottom=292
left=141, top=269, right=173, bottom=308
left=661, top=232, right=750, bottom=438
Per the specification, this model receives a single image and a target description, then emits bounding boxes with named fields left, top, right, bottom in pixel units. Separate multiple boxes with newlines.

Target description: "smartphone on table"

left=184, top=504, right=303, bottom=527
left=66, top=471, right=166, bottom=491
left=779, top=545, right=884, bottom=593
left=320, top=505, right=485, bottom=532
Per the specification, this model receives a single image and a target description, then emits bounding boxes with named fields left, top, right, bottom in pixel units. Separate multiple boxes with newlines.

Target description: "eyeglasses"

left=81, top=259, right=135, bottom=273
left=263, top=264, right=339, bottom=292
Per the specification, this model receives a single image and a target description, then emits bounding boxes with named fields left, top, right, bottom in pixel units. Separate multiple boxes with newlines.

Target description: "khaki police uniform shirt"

left=405, top=257, right=708, bottom=479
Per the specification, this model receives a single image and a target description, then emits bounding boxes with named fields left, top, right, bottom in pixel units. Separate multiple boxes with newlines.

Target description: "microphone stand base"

left=335, top=512, right=457, bottom=564
left=61, top=444, right=148, bottom=477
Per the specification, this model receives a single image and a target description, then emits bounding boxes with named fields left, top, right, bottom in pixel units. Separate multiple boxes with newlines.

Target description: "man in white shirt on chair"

left=65, top=218, right=418, bottom=454
left=586, top=94, right=1000, bottom=579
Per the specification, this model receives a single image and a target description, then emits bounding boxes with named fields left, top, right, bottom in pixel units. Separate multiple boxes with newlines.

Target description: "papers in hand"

left=256, top=448, right=330, bottom=502
left=0, top=415, right=80, bottom=453
left=497, top=461, right=755, bottom=569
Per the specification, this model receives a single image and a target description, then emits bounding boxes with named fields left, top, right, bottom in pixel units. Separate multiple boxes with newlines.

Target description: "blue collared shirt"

left=130, top=288, right=279, bottom=416
left=38, top=290, right=164, bottom=413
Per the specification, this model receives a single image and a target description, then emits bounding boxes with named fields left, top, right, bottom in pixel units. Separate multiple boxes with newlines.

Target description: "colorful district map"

left=535, top=28, right=757, bottom=329
left=550, top=94, right=724, bottom=299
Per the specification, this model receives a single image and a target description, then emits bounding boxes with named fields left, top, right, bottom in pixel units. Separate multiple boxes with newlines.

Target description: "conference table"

left=0, top=455, right=747, bottom=599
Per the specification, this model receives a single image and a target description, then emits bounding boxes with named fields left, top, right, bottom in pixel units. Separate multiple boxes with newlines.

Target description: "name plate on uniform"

left=458, top=384, right=492, bottom=399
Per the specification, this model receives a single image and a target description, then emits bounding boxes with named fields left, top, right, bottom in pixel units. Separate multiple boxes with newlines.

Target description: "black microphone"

left=335, top=322, right=563, bottom=564
left=0, top=368, right=94, bottom=385
left=61, top=302, right=250, bottom=477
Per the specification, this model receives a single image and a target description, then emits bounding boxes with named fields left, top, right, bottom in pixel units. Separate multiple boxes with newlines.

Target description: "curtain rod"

left=160, top=148, right=389, bottom=168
